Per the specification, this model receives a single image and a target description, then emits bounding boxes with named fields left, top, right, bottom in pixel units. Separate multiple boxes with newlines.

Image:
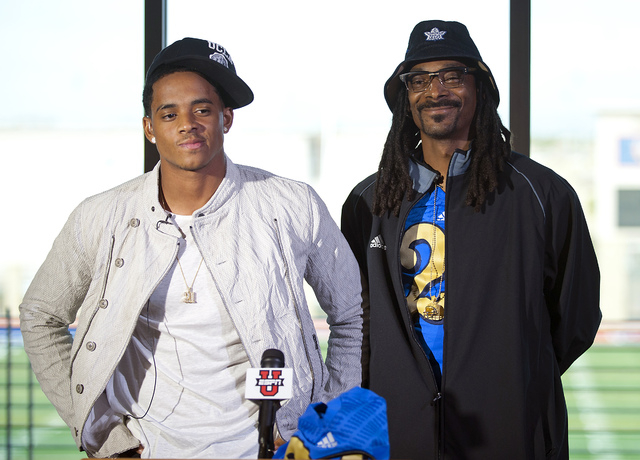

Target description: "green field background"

left=2, top=326, right=639, bottom=460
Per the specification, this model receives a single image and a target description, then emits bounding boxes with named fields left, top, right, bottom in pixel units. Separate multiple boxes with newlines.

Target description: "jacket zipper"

left=438, top=170, right=453, bottom=460
left=99, top=235, right=116, bottom=302
left=398, top=188, right=445, bottom=460
left=98, top=220, right=137, bottom=308
left=433, top=392, right=443, bottom=460
left=272, top=218, right=315, bottom=402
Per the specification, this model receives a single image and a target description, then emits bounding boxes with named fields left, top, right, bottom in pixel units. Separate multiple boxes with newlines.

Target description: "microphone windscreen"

left=260, top=348, right=285, bottom=368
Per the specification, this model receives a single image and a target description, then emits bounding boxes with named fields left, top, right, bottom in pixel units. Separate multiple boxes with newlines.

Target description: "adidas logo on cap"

left=316, top=432, right=338, bottom=449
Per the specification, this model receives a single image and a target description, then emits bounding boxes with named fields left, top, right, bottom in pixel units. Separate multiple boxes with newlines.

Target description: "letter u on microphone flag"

left=245, top=367, right=294, bottom=400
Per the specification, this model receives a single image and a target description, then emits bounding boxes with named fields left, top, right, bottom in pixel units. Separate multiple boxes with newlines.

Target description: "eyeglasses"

left=399, top=67, right=475, bottom=93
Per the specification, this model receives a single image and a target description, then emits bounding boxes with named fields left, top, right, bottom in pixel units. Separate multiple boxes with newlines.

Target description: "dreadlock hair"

left=371, top=86, right=419, bottom=217
left=371, top=78, right=511, bottom=217
left=466, top=79, right=512, bottom=210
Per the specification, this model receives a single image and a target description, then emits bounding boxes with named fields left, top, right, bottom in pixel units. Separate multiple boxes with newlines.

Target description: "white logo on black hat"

left=424, top=27, right=447, bottom=41
left=207, top=41, right=233, bottom=69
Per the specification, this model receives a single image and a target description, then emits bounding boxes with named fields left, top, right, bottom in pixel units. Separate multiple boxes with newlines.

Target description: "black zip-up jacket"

left=341, top=150, right=601, bottom=460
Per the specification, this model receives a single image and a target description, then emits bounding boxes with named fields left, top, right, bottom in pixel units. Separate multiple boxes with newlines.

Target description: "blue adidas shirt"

left=400, top=186, right=446, bottom=385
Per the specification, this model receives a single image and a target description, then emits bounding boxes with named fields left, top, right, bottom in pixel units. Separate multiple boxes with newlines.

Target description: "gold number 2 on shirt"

left=400, top=222, right=446, bottom=312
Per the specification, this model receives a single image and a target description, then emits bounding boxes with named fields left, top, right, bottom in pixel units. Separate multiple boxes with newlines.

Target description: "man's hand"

left=118, top=444, right=143, bottom=458
left=274, top=435, right=286, bottom=450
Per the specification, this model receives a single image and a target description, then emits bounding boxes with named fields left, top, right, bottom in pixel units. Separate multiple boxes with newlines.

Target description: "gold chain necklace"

left=177, top=256, right=204, bottom=303
left=172, top=216, right=203, bottom=304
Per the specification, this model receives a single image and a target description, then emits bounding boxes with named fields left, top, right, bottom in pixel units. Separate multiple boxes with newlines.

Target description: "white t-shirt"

left=106, top=214, right=259, bottom=458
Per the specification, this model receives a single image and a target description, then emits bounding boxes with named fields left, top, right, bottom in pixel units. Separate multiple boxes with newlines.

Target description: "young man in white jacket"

left=19, top=37, right=362, bottom=459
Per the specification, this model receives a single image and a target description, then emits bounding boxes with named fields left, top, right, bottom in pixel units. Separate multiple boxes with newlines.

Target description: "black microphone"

left=257, top=349, right=285, bottom=459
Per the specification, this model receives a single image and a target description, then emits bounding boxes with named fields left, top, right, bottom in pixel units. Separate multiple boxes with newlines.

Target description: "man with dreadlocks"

left=341, top=20, right=601, bottom=460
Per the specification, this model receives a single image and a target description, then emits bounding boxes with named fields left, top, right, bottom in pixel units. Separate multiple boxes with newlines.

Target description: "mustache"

left=417, top=99, right=462, bottom=111
left=179, top=135, right=206, bottom=143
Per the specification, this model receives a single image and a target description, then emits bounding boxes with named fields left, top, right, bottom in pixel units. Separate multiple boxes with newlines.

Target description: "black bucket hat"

left=384, top=20, right=499, bottom=111
left=146, top=37, right=254, bottom=109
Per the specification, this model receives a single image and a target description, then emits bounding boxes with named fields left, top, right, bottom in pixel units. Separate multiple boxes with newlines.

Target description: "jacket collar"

left=142, top=154, right=241, bottom=222
left=408, top=147, right=472, bottom=194
left=195, top=155, right=240, bottom=215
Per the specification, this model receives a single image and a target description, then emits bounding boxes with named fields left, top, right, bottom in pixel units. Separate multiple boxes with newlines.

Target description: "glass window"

left=166, top=0, right=510, bottom=221
left=619, top=190, right=640, bottom=227
left=0, top=2, right=144, bottom=457
left=532, top=0, right=640, bottom=322
left=0, top=0, right=144, bottom=315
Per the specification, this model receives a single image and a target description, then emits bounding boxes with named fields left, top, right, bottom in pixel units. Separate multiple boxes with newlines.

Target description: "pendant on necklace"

left=420, top=297, right=444, bottom=321
left=182, top=288, right=197, bottom=303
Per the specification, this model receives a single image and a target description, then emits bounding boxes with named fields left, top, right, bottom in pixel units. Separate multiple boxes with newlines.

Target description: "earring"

left=223, top=127, right=229, bottom=133
left=151, top=137, right=156, bottom=144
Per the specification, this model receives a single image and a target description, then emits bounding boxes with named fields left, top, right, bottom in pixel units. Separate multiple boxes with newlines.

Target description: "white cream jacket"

left=20, top=158, right=363, bottom=458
